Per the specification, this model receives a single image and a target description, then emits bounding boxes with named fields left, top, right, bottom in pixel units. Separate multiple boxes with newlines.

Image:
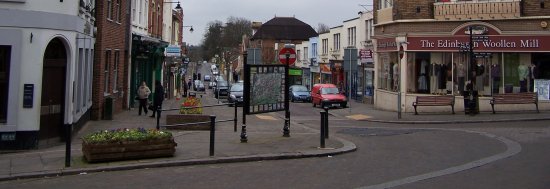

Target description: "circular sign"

left=278, top=48, right=296, bottom=65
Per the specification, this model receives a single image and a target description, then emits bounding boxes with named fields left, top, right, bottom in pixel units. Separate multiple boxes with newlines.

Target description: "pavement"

left=0, top=96, right=548, bottom=182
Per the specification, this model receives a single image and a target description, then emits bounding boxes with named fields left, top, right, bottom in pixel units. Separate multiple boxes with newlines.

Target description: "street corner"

left=346, top=114, right=372, bottom=121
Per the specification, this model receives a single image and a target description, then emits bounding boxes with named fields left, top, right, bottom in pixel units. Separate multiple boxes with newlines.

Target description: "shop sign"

left=534, top=79, right=550, bottom=100
left=360, top=49, right=373, bottom=64
left=289, top=69, right=303, bottom=76
left=320, top=64, right=331, bottom=74
left=165, top=45, right=181, bottom=57
left=377, top=38, right=397, bottom=52
left=407, top=36, right=550, bottom=52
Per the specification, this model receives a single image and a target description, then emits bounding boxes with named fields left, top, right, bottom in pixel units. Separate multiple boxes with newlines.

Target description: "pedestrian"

left=150, top=80, right=165, bottom=118
left=183, top=80, right=188, bottom=97
left=137, top=81, right=151, bottom=116
left=187, top=78, right=192, bottom=91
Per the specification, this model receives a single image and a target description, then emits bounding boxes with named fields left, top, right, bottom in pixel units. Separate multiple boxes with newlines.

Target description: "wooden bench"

left=412, top=95, right=455, bottom=115
left=490, top=92, right=539, bottom=114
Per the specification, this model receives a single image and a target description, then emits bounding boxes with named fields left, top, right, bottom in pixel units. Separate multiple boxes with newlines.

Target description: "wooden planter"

left=82, top=138, right=177, bottom=163
left=165, top=114, right=211, bottom=130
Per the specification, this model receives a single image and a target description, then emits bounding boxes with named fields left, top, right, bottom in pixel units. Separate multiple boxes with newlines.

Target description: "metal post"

left=348, top=48, right=352, bottom=113
left=283, top=52, right=290, bottom=137
left=320, top=111, right=326, bottom=148
left=324, top=107, right=329, bottom=139
left=234, top=101, right=237, bottom=132
left=397, top=44, right=402, bottom=119
left=209, top=115, right=216, bottom=156
left=65, top=124, right=72, bottom=167
left=241, top=51, right=248, bottom=143
left=156, top=105, right=161, bottom=130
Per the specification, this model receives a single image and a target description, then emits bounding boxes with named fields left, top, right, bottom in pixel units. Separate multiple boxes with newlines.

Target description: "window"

left=333, top=34, right=341, bottom=51
left=115, top=0, right=121, bottom=22
left=157, top=5, right=161, bottom=35
left=104, top=50, right=111, bottom=94
left=297, top=50, right=301, bottom=61
left=76, top=48, right=83, bottom=112
left=366, top=20, right=374, bottom=40
left=322, top=39, right=328, bottom=55
left=348, top=27, right=356, bottom=47
left=312, top=43, right=318, bottom=58
left=113, top=51, right=119, bottom=92
left=0, top=46, right=11, bottom=123
left=132, top=0, right=136, bottom=22
left=379, top=0, right=393, bottom=9
left=107, top=0, right=113, bottom=20
left=304, top=47, right=309, bottom=60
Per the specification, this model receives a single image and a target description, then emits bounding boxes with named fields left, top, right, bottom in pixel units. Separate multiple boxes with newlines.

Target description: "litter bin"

left=504, top=84, right=513, bottom=93
left=463, top=90, right=479, bottom=115
left=103, top=97, right=113, bottom=120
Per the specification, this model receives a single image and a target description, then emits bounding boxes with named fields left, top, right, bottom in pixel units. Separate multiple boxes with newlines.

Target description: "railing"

left=434, top=0, right=521, bottom=20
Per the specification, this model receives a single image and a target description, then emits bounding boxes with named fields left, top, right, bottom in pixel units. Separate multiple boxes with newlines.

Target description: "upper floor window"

left=379, top=0, right=393, bottom=9
left=304, top=47, right=309, bottom=60
left=347, top=27, right=356, bottom=47
left=333, top=33, right=341, bottom=51
left=312, top=43, right=318, bottom=57
left=115, top=0, right=121, bottom=23
left=107, top=0, right=113, bottom=20
left=322, top=39, right=328, bottom=55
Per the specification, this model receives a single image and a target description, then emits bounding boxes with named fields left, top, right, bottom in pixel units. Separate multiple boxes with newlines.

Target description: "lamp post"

left=183, top=25, right=194, bottom=33
left=163, top=1, right=182, bottom=10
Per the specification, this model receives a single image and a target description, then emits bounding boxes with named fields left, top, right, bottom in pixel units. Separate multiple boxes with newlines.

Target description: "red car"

left=311, top=84, right=347, bottom=108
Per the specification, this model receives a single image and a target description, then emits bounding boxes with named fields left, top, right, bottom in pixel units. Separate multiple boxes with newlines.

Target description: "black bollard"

left=156, top=105, right=161, bottom=130
left=65, top=124, right=72, bottom=167
left=320, top=111, right=326, bottom=148
left=209, top=115, right=216, bottom=156
left=234, top=101, right=237, bottom=132
left=324, top=107, right=329, bottom=139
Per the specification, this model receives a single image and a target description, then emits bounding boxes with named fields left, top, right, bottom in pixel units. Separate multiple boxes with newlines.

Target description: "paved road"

left=1, top=94, right=548, bottom=188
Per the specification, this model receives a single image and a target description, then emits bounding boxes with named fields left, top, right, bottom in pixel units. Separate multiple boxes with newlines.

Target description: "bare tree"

left=317, top=23, right=330, bottom=34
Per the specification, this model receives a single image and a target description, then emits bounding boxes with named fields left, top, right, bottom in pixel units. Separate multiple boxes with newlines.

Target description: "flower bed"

left=82, top=128, right=177, bottom=163
left=180, top=97, right=203, bottom=114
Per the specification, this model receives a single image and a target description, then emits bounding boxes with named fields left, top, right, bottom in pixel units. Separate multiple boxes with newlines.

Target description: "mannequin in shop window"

left=418, top=60, right=428, bottom=93
left=518, top=64, right=529, bottom=92
left=429, top=62, right=439, bottom=94
left=456, top=62, right=465, bottom=95
left=446, top=63, right=453, bottom=94
left=491, top=62, right=500, bottom=94
left=528, top=62, right=539, bottom=92
left=475, top=60, right=485, bottom=95
left=439, top=63, right=447, bottom=94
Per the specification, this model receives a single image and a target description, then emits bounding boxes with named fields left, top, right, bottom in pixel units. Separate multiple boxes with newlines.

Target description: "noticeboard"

left=244, top=64, right=286, bottom=114
left=534, top=79, right=550, bottom=100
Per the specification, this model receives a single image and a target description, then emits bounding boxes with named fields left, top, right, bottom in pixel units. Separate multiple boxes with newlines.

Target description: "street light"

left=183, top=25, right=194, bottom=33
left=163, top=1, right=182, bottom=10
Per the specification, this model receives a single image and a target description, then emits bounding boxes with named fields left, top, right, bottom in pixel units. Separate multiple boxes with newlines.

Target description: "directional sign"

left=278, top=48, right=296, bottom=65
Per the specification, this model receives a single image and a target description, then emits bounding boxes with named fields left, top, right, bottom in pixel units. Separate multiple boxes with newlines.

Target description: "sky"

left=181, top=0, right=373, bottom=46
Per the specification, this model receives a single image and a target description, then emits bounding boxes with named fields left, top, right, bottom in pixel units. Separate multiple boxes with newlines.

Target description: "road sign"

left=278, top=48, right=296, bottom=65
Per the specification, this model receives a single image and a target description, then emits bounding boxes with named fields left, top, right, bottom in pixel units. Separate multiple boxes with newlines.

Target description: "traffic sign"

left=278, top=48, right=296, bottom=65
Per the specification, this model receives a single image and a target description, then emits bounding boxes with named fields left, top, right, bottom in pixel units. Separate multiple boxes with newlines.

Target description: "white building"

left=0, top=0, right=95, bottom=149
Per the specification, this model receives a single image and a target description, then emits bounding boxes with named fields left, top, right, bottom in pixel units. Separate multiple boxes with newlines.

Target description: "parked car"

left=211, top=67, right=219, bottom=75
left=215, top=81, right=229, bottom=99
left=228, top=83, right=244, bottom=106
left=193, top=80, right=201, bottom=91
left=289, top=85, right=311, bottom=102
left=311, top=84, right=347, bottom=108
left=196, top=81, right=205, bottom=91
left=204, top=74, right=211, bottom=81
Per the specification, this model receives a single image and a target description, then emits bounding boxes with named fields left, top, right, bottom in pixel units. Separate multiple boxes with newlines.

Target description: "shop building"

left=0, top=1, right=95, bottom=149
left=373, top=0, right=550, bottom=113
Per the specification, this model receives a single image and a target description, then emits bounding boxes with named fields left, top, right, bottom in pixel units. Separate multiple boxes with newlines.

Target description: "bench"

left=490, top=92, right=539, bottom=114
left=412, top=95, right=455, bottom=115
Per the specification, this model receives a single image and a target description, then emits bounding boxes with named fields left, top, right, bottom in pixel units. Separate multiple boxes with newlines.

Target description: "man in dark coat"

left=150, top=80, right=165, bottom=118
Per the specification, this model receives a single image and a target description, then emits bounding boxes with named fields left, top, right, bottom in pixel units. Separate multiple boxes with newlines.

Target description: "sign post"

left=279, top=48, right=295, bottom=137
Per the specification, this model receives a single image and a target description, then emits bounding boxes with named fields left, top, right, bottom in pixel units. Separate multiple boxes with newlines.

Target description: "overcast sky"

left=181, top=0, right=373, bottom=46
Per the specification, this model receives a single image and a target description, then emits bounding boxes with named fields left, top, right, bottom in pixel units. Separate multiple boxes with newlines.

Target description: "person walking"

left=137, top=81, right=151, bottom=116
left=150, top=80, right=165, bottom=118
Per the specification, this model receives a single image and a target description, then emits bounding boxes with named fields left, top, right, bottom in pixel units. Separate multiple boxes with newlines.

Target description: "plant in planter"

left=82, top=128, right=177, bottom=163
left=180, top=96, right=203, bottom=114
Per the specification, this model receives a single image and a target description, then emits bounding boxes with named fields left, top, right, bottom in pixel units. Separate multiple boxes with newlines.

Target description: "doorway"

left=39, top=38, right=67, bottom=143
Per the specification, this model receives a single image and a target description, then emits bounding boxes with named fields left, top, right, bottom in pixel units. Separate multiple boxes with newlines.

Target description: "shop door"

left=40, top=39, right=66, bottom=141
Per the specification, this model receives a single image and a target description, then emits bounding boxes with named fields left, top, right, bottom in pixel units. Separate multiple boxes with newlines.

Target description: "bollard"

left=320, top=111, right=326, bottom=148
left=156, top=105, right=161, bottom=130
left=234, top=101, right=237, bottom=132
left=65, top=124, right=72, bottom=167
left=209, top=115, right=216, bottom=156
left=324, top=107, right=329, bottom=139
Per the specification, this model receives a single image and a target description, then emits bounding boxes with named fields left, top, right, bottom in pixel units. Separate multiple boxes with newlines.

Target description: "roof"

left=251, top=17, right=318, bottom=40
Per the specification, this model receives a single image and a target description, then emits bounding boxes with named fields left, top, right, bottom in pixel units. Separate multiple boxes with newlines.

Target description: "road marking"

left=356, top=128, right=522, bottom=189
left=346, top=114, right=372, bottom=120
left=256, top=115, right=278, bottom=120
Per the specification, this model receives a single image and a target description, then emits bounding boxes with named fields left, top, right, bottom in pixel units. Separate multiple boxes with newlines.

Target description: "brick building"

left=93, top=0, right=130, bottom=120
left=372, top=0, right=550, bottom=113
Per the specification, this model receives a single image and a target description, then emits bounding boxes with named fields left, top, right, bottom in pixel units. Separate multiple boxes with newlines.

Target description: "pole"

left=241, top=52, right=248, bottom=143
left=209, top=115, right=216, bottom=156
left=348, top=48, right=352, bottom=113
left=324, top=107, right=329, bottom=139
left=397, top=44, right=402, bottom=119
left=65, top=124, right=72, bottom=167
left=156, top=105, right=161, bottom=130
left=234, top=101, right=237, bottom=132
left=320, top=111, right=326, bottom=148
left=283, top=52, right=290, bottom=137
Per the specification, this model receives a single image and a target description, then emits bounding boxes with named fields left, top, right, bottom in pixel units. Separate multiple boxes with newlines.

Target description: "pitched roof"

left=251, top=17, right=318, bottom=40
